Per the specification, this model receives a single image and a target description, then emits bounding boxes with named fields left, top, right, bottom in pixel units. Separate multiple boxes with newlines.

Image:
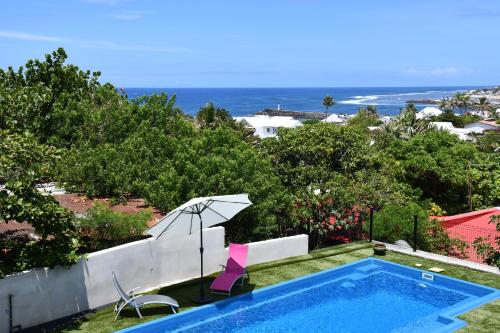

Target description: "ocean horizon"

left=124, top=86, right=488, bottom=117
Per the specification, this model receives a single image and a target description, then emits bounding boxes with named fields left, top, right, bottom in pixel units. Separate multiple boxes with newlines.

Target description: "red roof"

left=54, top=193, right=165, bottom=227
left=0, top=220, right=35, bottom=238
left=434, top=207, right=500, bottom=231
left=1, top=194, right=165, bottom=238
left=478, top=120, right=500, bottom=128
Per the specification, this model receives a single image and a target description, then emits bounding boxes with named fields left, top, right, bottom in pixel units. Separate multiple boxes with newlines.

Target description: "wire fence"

left=443, top=223, right=499, bottom=264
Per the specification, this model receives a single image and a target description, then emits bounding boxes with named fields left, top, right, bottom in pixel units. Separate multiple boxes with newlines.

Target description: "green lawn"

left=36, top=242, right=499, bottom=333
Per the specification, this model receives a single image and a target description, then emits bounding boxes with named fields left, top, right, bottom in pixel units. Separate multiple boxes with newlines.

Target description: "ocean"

left=124, top=86, right=484, bottom=117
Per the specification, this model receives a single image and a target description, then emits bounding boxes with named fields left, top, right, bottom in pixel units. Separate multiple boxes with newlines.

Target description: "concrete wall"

left=244, top=234, right=309, bottom=266
left=0, top=227, right=225, bottom=333
left=0, top=229, right=308, bottom=332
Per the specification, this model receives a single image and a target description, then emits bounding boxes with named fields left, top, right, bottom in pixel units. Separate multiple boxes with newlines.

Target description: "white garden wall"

left=0, top=229, right=308, bottom=332
left=242, top=234, right=309, bottom=266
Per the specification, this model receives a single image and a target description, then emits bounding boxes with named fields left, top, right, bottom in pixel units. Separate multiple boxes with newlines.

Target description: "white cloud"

left=0, top=30, right=191, bottom=54
left=0, top=31, right=68, bottom=42
left=83, top=0, right=131, bottom=5
left=403, top=67, right=467, bottom=77
left=112, top=12, right=144, bottom=20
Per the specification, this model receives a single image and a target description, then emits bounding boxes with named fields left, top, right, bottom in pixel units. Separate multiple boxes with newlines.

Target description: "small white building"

left=430, top=122, right=473, bottom=141
left=416, top=107, right=443, bottom=119
left=323, top=113, right=347, bottom=124
left=464, top=120, right=500, bottom=134
left=235, top=115, right=302, bottom=138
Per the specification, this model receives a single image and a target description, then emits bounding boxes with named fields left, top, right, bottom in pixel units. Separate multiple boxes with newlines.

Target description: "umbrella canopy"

left=147, top=194, right=252, bottom=238
left=146, top=194, right=252, bottom=304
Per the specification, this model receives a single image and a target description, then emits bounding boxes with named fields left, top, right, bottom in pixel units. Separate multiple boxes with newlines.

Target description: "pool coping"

left=117, top=257, right=500, bottom=333
left=382, top=241, right=500, bottom=276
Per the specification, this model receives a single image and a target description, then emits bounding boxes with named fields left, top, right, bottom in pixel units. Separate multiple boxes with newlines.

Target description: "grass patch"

left=29, top=242, right=499, bottom=333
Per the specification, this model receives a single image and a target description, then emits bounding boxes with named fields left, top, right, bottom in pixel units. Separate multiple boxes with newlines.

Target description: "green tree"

left=0, top=131, right=78, bottom=277
left=473, top=215, right=500, bottom=268
left=196, top=102, right=234, bottom=129
left=384, top=130, right=491, bottom=213
left=262, top=122, right=372, bottom=190
left=439, top=97, right=454, bottom=112
left=473, top=97, right=493, bottom=116
left=0, top=48, right=102, bottom=147
left=453, top=92, right=470, bottom=115
left=381, top=103, right=430, bottom=140
left=475, top=131, right=500, bottom=152
left=76, top=203, right=151, bottom=252
left=347, top=106, right=382, bottom=129
left=144, top=127, right=290, bottom=242
left=322, top=95, right=335, bottom=118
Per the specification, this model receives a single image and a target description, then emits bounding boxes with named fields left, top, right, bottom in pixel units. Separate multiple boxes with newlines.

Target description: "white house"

left=323, top=113, right=347, bottom=124
left=464, top=120, right=500, bottom=134
left=380, top=116, right=394, bottom=124
left=416, top=106, right=443, bottom=119
left=430, top=122, right=472, bottom=141
left=235, top=115, right=302, bottom=138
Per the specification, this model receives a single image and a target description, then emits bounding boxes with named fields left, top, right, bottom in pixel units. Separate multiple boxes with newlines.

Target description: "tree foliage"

left=384, top=130, right=499, bottom=213
left=0, top=48, right=103, bottom=147
left=262, top=123, right=372, bottom=189
left=347, top=105, right=382, bottom=130
left=2, top=49, right=500, bottom=275
left=473, top=215, right=500, bottom=268
left=76, top=203, right=151, bottom=253
left=0, top=131, right=78, bottom=277
left=380, top=103, right=431, bottom=140
left=195, top=102, right=233, bottom=129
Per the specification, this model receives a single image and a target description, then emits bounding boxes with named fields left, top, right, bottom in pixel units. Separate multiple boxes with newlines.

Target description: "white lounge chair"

left=112, top=272, right=179, bottom=320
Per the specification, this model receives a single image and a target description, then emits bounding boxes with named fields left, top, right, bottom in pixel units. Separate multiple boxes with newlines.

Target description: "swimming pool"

left=118, top=258, right=499, bottom=333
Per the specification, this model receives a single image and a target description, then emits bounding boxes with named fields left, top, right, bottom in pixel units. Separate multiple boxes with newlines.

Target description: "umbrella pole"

left=192, top=214, right=213, bottom=304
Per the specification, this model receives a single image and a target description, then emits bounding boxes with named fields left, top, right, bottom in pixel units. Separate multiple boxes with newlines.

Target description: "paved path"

left=378, top=242, right=500, bottom=276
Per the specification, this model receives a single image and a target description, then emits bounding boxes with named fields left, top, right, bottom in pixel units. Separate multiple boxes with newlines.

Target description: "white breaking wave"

left=340, top=95, right=379, bottom=105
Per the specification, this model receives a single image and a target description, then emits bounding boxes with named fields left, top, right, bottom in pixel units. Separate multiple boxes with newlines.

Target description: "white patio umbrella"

left=147, top=194, right=252, bottom=303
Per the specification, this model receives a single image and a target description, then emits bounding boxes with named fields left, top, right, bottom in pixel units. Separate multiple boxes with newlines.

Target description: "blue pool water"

left=118, top=259, right=499, bottom=333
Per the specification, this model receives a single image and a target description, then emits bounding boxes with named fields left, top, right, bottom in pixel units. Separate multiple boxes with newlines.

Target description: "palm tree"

left=453, top=92, right=470, bottom=115
left=196, top=102, right=232, bottom=129
left=322, top=95, right=335, bottom=118
left=439, top=97, right=454, bottom=112
left=382, top=103, right=430, bottom=140
left=474, top=97, right=493, bottom=117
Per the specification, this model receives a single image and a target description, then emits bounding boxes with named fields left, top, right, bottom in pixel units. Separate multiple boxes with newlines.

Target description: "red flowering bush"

left=293, top=190, right=368, bottom=249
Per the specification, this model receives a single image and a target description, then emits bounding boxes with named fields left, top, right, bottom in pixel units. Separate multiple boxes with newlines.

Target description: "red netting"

left=445, top=224, right=499, bottom=263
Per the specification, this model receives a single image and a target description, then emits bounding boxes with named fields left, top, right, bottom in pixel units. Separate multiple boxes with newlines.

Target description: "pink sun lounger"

left=210, top=243, right=249, bottom=296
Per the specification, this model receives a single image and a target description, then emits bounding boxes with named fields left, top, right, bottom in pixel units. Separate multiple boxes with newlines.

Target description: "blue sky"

left=0, top=0, right=499, bottom=87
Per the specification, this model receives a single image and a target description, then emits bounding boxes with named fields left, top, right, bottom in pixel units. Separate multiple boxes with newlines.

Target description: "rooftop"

left=55, top=194, right=164, bottom=227
left=235, top=115, right=303, bottom=129
left=416, top=106, right=442, bottom=119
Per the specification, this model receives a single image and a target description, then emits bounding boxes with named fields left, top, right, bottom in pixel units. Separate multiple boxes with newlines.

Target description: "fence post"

left=369, top=207, right=374, bottom=242
left=307, top=219, right=311, bottom=251
left=413, top=215, right=418, bottom=252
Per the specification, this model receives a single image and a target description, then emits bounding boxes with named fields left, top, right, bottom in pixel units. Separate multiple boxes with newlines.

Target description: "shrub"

left=426, top=218, right=467, bottom=257
left=371, top=203, right=429, bottom=249
left=473, top=215, right=500, bottom=268
left=76, top=203, right=151, bottom=252
left=1, top=131, right=79, bottom=278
